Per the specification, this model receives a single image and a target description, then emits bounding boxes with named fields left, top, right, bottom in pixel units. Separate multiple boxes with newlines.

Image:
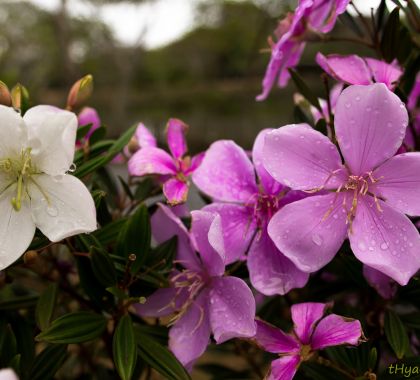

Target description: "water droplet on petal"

left=311, top=234, right=323, bottom=246
left=380, top=242, right=389, bottom=250
left=46, top=205, right=58, bottom=217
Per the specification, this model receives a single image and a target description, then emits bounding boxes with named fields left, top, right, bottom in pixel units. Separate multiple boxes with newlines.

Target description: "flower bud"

left=11, top=83, right=29, bottom=110
left=67, top=74, right=93, bottom=111
left=0, top=81, right=12, bottom=107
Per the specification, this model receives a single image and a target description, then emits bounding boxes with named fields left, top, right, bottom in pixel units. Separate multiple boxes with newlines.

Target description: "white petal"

left=30, top=174, right=97, bottom=241
left=0, top=186, right=35, bottom=270
left=0, top=105, right=27, bottom=157
left=24, top=105, right=77, bottom=175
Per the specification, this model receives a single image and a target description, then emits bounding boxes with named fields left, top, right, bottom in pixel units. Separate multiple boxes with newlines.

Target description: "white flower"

left=0, top=369, right=18, bottom=380
left=0, top=105, right=97, bottom=270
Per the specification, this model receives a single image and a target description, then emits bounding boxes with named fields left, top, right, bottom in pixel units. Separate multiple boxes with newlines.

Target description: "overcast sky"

left=18, top=0, right=420, bottom=48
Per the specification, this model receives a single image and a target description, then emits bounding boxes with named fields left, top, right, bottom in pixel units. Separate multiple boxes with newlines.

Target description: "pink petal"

left=252, top=129, right=284, bottom=195
left=334, top=83, right=409, bottom=175
left=248, top=229, right=309, bottom=296
left=291, top=302, right=327, bottom=345
left=316, top=53, right=372, bottom=85
left=135, top=123, right=157, bottom=148
left=166, top=118, right=188, bottom=159
left=408, top=78, right=420, bottom=110
left=169, top=291, right=211, bottom=368
left=372, top=153, right=420, bottom=216
left=209, top=276, right=256, bottom=343
left=363, top=265, right=397, bottom=299
left=365, top=58, right=402, bottom=90
left=128, top=147, right=176, bottom=176
left=190, top=211, right=225, bottom=277
left=267, top=193, right=348, bottom=273
left=163, top=178, right=189, bottom=205
left=309, top=0, right=350, bottom=33
left=134, top=286, right=187, bottom=317
left=311, top=314, right=363, bottom=350
left=263, top=124, right=346, bottom=191
left=151, top=203, right=201, bottom=271
left=267, top=356, right=300, bottom=380
left=184, top=152, right=205, bottom=175
left=192, top=140, right=258, bottom=202
left=78, top=107, right=101, bottom=139
left=255, top=319, right=300, bottom=354
left=203, top=203, right=256, bottom=264
left=350, top=196, right=420, bottom=285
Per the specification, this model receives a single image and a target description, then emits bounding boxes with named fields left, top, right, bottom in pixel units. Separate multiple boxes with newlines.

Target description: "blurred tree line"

left=0, top=0, right=368, bottom=150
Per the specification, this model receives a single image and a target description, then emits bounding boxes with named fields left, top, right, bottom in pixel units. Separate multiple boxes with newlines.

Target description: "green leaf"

left=368, top=347, right=377, bottom=370
left=135, top=327, right=191, bottom=380
left=89, top=125, right=107, bottom=145
left=36, top=284, right=58, bottom=331
left=380, top=7, right=401, bottom=62
left=300, top=361, right=349, bottom=380
left=288, top=69, right=321, bottom=111
left=113, top=315, right=137, bottom=380
left=93, top=218, right=128, bottom=246
left=76, top=123, right=93, bottom=140
left=91, top=246, right=117, bottom=287
left=0, top=323, right=17, bottom=367
left=0, top=294, right=38, bottom=310
left=384, top=310, right=409, bottom=359
left=75, top=124, right=136, bottom=178
left=29, top=345, right=67, bottom=380
left=146, top=236, right=177, bottom=271
left=339, top=11, right=364, bottom=37
left=116, top=204, right=151, bottom=274
left=36, top=311, right=107, bottom=344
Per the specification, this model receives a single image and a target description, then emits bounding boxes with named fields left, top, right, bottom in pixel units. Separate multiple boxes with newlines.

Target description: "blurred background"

left=1, top=0, right=390, bottom=152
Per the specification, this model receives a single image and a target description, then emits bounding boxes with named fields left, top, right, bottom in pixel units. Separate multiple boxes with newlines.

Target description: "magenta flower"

left=316, top=53, right=403, bottom=90
left=192, top=132, right=309, bottom=296
left=136, top=204, right=256, bottom=369
left=363, top=265, right=397, bottom=299
left=257, top=0, right=349, bottom=100
left=263, top=83, right=420, bottom=285
left=404, top=77, right=420, bottom=148
left=76, top=106, right=101, bottom=146
left=128, top=119, right=203, bottom=205
left=308, top=83, right=343, bottom=123
left=254, top=303, right=363, bottom=380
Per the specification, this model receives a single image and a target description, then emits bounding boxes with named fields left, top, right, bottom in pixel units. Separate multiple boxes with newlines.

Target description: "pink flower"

left=404, top=77, right=420, bottom=148
left=77, top=107, right=101, bottom=146
left=263, top=83, right=420, bottom=285
left=309, top=83, right=344, bottom=123
left=316, top=53, right=403, bottom=90
left=254, top=303, right=363, bottom=380
left=135, top=204, right=256, bottom=369
left=363, top=265, right=397, bottom=299
left=257, top=0, right=350, bottom=101
left=128, top=119, right=203, bottom=205
left=192, top=132, right=309, bottom=296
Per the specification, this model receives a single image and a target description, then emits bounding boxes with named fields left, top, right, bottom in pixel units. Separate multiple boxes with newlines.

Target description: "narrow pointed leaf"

left=113, top=315, right=137, bottom=380
left=29, top=345, right=68, bottom=380
left=36, top=283, right=58, bottom=331
left=384, top=310, right=409, bottom=359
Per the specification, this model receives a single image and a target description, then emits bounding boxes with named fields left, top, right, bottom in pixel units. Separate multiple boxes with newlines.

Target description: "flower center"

left=300, top=344, right=313, bottom=361
left=246, top=192, right=281, bottom=228
left=0, top=148, right=46, bottom=211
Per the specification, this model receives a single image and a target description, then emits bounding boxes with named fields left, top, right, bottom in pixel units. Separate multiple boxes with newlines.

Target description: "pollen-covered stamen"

left=245, top=192, right=281, bottom=229
left=163, top=269, right=207, bottom=328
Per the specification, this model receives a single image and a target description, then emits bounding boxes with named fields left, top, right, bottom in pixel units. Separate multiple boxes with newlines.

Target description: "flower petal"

left=0, top=187, right=35, bottom=270
left=0, top=106, right=27, bottom=157
left=349, top=196, right=420, bottom=285
left=192, top=140, right=258, bottom=202
left=316, top=53, right=372, bottom=85
left=267, top=193, right=348, bottom=273
left=372, top=153, right=420, bottom=216
left=363, top=265, right=397, bottom=299
left=135, top=123, right=156, bottom=148
left=169, top=291, right=211, bottom=368
left=190, top=210, right=225, bottom=277
left=209, top=276, right=256, bottom=343
left=151, top=203, right=200, bottom=271
left=254, top=319, right=300, bottom=354
left=134, top=286, right=186, bottom=317
left=248, top=229, right=309, bottom=296
left=78, top=107, right=101, bottom=139
left=184, top=152, right=204, bottom=175
left=365, top=58, right=402, bottom=90
left=163, top=178, right=188, bottom=205
left=29, top=174, right=97, bottom=242
left=267, top=356, right=300, bottom=380
left=166, top=118, right=188, bottom=159
left=309, top=0, right=350, bottom=33
left=311, top=314, right=363, bottom=350
left=0, top=369, right=19, bottom=380
left=128, top=147, right=176, bottom=176
left=24, top=105, right=77, bottom=175
left=291, top=302, right=327, bottom=345
left=252, top=129, right=284, bottom=195
left=334, top=83, right=409, bottom=175
left=203, top=202, right=256, bottom=264
left=263, top=124, right=346, bottom=191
